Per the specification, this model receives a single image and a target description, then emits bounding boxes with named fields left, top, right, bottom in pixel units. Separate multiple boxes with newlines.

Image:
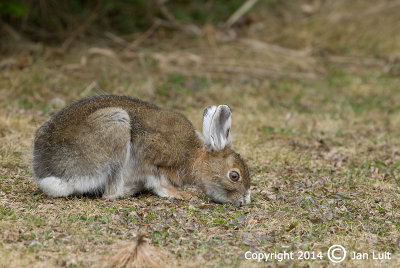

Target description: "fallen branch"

left=224, top=0, right=259, bottom=28
left=240, top=38, right=310, bottom=58
left=80, top=81, right=99, bottom=97
left=152, top=0, right=202, bottom=37
left=88, top=47, right=119, bottom=59
left=158, top=1, right=177, bottom=24
left=154, top=18, right=202, bottom=36
left=105, top=32, right=131, bottom=47
left=126, top=23, right=159, bottom=50
left=63, top=47, right=130, bottom=71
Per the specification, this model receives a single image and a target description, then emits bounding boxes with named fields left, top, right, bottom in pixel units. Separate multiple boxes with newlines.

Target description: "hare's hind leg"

left=34, top=107, right=132, bottom=198
left=102, top=142, right=132, bottom=199
left=86, top=107, right=132, bottom=199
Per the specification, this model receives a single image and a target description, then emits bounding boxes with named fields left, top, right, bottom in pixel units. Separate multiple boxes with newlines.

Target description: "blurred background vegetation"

left=1, top=0, right=400, bottom=58
left=1, top=0, right=400, bottom=109
left=0, top=0, right=246, bottom=40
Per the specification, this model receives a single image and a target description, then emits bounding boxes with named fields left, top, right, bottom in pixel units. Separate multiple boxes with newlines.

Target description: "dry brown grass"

left=1, top=1, right=400, bottom=267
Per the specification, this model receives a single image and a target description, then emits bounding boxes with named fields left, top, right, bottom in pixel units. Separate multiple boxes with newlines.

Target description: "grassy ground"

left=1, top=1, right=400, bottom=267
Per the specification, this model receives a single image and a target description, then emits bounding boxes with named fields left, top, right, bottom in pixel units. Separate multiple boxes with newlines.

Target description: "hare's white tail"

left=38, top=176, right=74, bottom=197
left=37, top=173, right=110, bottom=197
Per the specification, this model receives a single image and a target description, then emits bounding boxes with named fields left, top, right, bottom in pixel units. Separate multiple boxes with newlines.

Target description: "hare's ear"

left=202, top=105, right=232, bottom=151
left=202, top=105, right=217, bottom=146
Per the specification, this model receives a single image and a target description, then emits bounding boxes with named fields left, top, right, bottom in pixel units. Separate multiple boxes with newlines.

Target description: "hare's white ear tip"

left=217, top=105, right=232, bottom=117
left=219, top=104, right=231, bottom=111
left=203, top=105, right=217, bottom=117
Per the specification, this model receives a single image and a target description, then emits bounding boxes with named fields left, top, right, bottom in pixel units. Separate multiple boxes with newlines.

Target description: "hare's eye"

left=229, top=171, right=240, bottom=182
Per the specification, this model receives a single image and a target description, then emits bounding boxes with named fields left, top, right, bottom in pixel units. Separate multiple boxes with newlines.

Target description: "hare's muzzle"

left=236, top=189, right=251, bottom=206
left=244, top=189, right=251, bottom=205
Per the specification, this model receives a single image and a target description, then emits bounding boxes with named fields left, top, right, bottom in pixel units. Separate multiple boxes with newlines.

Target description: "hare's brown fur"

left=33, top=95, right=250, bottom=205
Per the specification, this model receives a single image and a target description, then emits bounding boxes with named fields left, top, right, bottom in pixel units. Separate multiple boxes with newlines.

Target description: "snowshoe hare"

left=32, top=95, right=250, bottom=205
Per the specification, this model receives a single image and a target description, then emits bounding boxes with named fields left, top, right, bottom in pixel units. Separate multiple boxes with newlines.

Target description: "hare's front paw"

left=170, top=190, right=193, bottom=200
left=154, top=185, right=193, bottom=200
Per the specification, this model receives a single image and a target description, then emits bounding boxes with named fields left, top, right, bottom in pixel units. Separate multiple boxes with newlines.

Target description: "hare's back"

left=32, top=96, right=157, bottom=177
left=32, top=95, right=202, bottom=197
left=33, top=95, right=199, bottom=177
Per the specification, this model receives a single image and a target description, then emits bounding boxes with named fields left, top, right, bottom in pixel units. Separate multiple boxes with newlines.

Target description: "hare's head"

left=197, top=105, right=250, bottom=206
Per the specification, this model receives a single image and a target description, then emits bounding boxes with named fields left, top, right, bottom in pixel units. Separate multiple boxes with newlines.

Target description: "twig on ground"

left=88, top=47, right=119, bottom=59
left=64, top=47, right=130, bottom=71
left=240, top=38, right=311, bottom=58
left=87, top=47, right=129, bottom=71
left=125, top=23, right=159, bottom=51
left=154, top=18, right=202, bottom=36
left=105, top=32, right=131, bottom=47
left=224, top=0, right=259, bottom=28
left=152, top=0, right=202, bottom=37
left=80, top=81, right=99, bottom=97
left=158, top=1, right=177, bottom=24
